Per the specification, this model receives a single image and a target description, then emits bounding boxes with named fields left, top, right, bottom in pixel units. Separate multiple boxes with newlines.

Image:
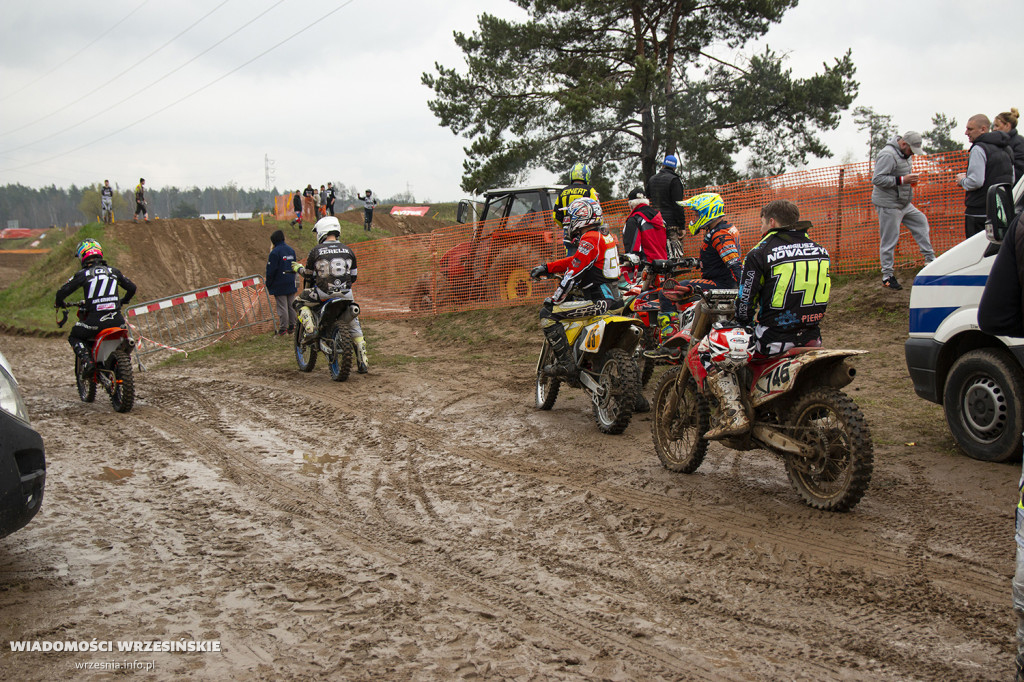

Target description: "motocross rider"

left=55, top=239, right=137, bottom=376
left=291, top=216, right=369, bottom=374
left=552, top=163, right=600, bottom=255
left=700, top=199, right=830, bottom=440
left=645, top=192, right=742, bottom=360
left=100, top=180, right=114, bottom=218
left=531, top=197, right=621, bottom=380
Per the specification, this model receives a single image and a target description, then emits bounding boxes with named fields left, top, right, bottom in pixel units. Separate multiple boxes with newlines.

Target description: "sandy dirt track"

left=0, top=283, right=1019, bottom=680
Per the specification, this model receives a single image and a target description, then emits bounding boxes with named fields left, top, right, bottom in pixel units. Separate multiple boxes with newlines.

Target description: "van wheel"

left=943, top=348, right=1024, bottom=462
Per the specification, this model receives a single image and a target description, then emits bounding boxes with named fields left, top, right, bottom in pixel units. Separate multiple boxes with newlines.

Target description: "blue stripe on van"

left=913, top=274, right=989, bottom=287
left=909, top=306, right=962, bottom=334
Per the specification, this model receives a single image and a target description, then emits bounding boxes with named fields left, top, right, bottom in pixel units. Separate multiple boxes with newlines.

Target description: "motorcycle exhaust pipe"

left=339, top=303, right=360, bottom=323
left=826, top=361, right=856, bottom=389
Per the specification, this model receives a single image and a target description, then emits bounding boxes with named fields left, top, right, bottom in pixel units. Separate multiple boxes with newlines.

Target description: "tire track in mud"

left=146, top=370, right=1010, bottom=679
left=394, top=411, right=1010, bottom=606
left=403, top=423, right=1005, bottom=680
left=134, top=377, right=730, bottom=680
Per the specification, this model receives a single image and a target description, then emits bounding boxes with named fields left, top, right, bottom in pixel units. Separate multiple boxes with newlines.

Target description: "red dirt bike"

left=57, top=302, right=136, bottom=413
left=650, top=288, right=873, bottom=512
left=622, top=256, right=700, bottom=385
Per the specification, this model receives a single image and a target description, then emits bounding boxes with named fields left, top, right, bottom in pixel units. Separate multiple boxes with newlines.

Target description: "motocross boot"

left=541, top=325, right=576, bottom=380
left=703, top=369, right=750, bottom=440
left=70, top=339, right=95, bottom=377
left=354, top=335, right=369, bottom=374
left=297, top=306, right=316, bottom=336
left=634, top=392, right=651, bottom=413
left=644, top=312, right=682, bottom=360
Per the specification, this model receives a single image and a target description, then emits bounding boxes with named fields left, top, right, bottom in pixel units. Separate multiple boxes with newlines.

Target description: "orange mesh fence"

left=341, top=150, right=968, bottom=320
left=274, top=195, right=319, bottom=223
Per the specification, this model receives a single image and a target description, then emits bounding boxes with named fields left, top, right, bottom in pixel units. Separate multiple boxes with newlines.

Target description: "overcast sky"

left=0, top=0, right=1019, bottom=202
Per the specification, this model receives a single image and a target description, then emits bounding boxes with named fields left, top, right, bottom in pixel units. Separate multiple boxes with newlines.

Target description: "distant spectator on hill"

left=326, top=182, right=336, bottom=216
left=302, top=184, right=316, bottom=223
left=266, top=229, right=297, bottom=336
left=357, top=189, right=378, bottom=232
left=313, top=186, right=322, bottom=218
left=290, top=191, right=304, bottom=230
left=134, top=178, right=149, bottom=223
left=994, top=108, right=1024, bottom=181
left=318, top=185, right=327, bottom=217
left=956, top=114, right=1014, bottom=239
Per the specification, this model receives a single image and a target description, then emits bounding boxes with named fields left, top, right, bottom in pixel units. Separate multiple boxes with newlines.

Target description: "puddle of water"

left=299, top=452, right=342, bottom=476
left=95, top=466, right=133, bottom=483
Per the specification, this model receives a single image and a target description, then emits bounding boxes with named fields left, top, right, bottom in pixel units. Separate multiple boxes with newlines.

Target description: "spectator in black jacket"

left=956, top=114, right=1014, bottom=239
left=994, top=108, right=1024, bottom=182
left=645, top=155, right=686, bottom=257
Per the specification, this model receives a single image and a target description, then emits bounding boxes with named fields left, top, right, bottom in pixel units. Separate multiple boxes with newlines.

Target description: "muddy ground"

left=0, top=267, right=1019, bottom=681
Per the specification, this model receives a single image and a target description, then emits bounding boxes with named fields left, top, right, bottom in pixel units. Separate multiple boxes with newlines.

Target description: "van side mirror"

left=986, top=183, right=1014, bottom=244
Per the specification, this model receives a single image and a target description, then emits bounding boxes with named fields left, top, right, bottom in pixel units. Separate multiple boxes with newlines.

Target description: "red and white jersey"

left=547, top=229, right=621, bottom=302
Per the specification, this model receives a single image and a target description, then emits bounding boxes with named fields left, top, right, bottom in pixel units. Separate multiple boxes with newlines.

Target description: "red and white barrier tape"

left=127, top=277, right=262, bottom=317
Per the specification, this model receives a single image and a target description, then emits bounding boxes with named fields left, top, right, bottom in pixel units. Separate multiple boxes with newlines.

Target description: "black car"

left=0, top=351, right=45, bottom=538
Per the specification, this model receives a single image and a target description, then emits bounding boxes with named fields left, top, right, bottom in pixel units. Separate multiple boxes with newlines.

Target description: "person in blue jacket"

left=266, top=229, right=297, bottom=335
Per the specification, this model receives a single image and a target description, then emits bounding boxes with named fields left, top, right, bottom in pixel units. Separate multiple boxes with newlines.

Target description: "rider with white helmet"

left=291, top=216, right=369, bottom=373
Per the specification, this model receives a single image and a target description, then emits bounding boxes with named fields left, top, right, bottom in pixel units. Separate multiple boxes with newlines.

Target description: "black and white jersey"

left=55, top=263, right=137, bottom=315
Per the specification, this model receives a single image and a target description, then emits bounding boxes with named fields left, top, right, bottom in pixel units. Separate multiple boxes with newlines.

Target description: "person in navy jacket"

left=266, top=229, right=297, bottom=335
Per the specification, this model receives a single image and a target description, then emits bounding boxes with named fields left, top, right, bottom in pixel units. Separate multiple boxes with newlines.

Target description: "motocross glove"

left=530, top=264, right=549, bottom=280
left=291, top=262, right=303, bottom=273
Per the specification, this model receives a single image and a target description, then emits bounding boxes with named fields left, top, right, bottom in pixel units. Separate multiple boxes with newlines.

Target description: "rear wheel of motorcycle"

left=110, top=350, right=135, bottom=413
left=651, top=366, right=709, bottom=472
left=295, top=324, right=317, bottom=372
left=784, top=387, right=873, bottom=512
left=592, top=348, right=640, bottom=435
left=535, top=342, right=560, bottom=410
left=75, top=357, right=96, bottom=403
left=328, top=322, right=352, bottom=382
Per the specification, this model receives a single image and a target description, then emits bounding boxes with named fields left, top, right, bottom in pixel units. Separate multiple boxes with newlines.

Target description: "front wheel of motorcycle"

left=784, top=386, right=873, bottom=512
left=651, top=366, right=709, bottom=472
left=295, top=324, right=317, bottom=372
left=592, top=348, right=640, bottom=435
left=110, top=350, right=135, bottom=413
left=327, top=322, right=352, bottom=382
left=75, top=357, right=96, bottom=403
left=535, top=341, right=560, bottom=410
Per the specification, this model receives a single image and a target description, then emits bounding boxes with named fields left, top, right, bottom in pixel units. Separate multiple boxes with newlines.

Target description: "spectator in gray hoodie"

left=871, top=131, right=935, bottom=290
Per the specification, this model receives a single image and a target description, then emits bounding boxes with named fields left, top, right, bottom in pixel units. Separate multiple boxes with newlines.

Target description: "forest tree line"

left=0, top=182, right=415, bottom=229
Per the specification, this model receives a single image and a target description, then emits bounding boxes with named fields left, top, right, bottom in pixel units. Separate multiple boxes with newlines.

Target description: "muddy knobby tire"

left=592, top=348, right=640, bottom=435
left=110, top=350, right=135, bottom=413
left=328, top=322, right=353, bottom=382
left=76, top=357, right=96, bottom=403
left=535, top=342, right=560, bottom=410
left=651, top=366, right=709, bottom=473
left=295, top=324, right=317, bottom=372
left=784, top=386, right=873, bottom=512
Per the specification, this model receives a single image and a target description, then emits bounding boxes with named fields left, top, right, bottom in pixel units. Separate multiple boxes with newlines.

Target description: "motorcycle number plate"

left=583, top=321, right=605, bottom=352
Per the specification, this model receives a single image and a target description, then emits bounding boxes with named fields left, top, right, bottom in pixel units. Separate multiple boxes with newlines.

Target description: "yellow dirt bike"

left=535, top=302, right=646, bottom=435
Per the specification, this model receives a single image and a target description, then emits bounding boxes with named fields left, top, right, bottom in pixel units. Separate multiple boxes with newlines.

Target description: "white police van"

left=905, top=177, right=1024, bottom=462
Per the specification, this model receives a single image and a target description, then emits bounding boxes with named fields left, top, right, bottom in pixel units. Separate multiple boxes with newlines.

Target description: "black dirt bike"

left=57, top=302, right=136, bottom=413
left=293, top=297, right=360, bottom=382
